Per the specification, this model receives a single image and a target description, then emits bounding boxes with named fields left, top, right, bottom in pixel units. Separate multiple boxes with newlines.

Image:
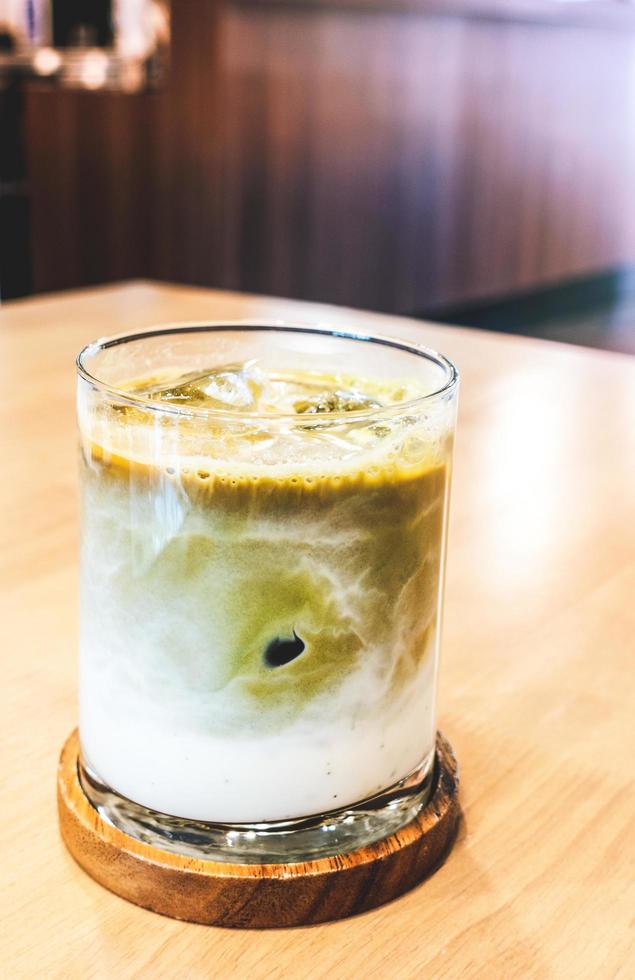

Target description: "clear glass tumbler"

left=76, top=323, right=458, bottom=862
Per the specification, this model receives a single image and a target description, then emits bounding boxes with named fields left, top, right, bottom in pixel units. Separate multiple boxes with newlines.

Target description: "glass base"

left=78, top=749, right=436, bottom=864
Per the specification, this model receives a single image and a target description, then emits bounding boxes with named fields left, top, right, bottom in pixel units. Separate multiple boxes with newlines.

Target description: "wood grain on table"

left=2, top=282, right=634, bottom=979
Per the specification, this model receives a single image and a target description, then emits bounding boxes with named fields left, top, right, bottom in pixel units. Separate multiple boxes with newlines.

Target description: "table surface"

left=3, top=282, right=634, bottom=979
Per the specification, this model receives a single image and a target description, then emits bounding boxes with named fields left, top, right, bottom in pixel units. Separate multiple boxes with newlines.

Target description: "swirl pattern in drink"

left=78, top=344, right=455, bottom=826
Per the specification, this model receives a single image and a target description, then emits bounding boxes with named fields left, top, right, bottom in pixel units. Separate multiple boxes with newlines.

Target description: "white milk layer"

left=80, top=653, right=437, bottom=822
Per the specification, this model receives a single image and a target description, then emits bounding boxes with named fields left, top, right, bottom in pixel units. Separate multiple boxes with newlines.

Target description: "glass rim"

left=76, top=320, right=459, bottom=422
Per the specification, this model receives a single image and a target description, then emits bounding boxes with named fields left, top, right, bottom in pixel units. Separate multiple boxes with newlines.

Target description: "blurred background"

left=3, top=0, right=635, bottom=352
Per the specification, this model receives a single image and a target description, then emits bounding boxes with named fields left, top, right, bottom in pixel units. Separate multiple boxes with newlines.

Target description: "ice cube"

left=293, top=389, right=381, bottom=415
left=145, top=362, right=264, bottom=411
left=200, top=363, right=263, bottom=409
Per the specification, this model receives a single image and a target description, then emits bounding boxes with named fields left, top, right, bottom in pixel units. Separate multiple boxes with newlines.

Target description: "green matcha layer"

left=79, top=368, right=450, bottom=730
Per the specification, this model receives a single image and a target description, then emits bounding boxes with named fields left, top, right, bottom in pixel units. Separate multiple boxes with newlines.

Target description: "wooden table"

left=3, top=282, right=634, bottom=978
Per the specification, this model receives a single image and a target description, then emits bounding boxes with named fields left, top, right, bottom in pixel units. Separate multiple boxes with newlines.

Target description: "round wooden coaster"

left=58, top=730, right=459, bottom=928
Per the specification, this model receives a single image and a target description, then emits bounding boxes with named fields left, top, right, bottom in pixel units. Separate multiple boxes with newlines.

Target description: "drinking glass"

left=76, top=323, right=458, bottom=862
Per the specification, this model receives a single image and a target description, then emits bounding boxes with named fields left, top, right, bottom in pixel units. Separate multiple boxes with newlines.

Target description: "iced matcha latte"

left=77, top=324, right=458, bottom=861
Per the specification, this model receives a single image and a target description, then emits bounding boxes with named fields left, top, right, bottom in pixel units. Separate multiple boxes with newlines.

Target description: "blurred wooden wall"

left=22, top=0, right=635, bottom=312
